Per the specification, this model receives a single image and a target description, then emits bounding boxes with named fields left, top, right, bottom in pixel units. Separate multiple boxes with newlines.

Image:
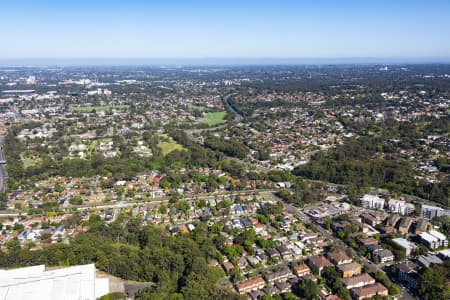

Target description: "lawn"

left=20, top=152, right=41, bottom=168
left=203, top=111, right=227, bottom=126
left=157, top=138, right=185, bottom=155
left=70, top=105, right=129, bottom=112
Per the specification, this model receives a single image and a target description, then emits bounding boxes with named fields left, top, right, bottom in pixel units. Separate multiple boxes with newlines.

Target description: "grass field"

left=70, top=105, right=129, bottom=112
left=20, top=152, right=41, bottom=168
left=203, top=111, right=227, bottom=126
left=157, top=138, right=185, bottom=155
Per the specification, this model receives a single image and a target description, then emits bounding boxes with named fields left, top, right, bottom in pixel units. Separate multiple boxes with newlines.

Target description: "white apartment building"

left=360, top=194, right=385, bottom=210
left=388, top=199, right=415, bottom=215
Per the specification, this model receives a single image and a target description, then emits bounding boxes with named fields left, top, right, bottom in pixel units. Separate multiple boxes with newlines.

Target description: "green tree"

left=298, top=279, right=318, bottom=300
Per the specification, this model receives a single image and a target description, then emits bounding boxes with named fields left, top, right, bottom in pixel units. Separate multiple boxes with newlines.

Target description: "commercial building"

left=0, top=264, right=109, bottom=300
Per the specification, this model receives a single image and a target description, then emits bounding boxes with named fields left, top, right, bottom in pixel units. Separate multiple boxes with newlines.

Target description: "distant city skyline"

left=1, top=0, right=450, bottom=61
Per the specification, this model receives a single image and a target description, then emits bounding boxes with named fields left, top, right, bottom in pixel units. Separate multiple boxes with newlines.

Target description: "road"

left=222, top=94, right=243, bottom=122
left=0, top=136, right=7, bottom=193
left=182, top=94, right=269, bottom=173
left=73, top=189, right=276, bottom=212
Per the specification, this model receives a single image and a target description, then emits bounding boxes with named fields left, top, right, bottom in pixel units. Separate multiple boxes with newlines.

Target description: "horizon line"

left=1, top=56, right=450, bottom=67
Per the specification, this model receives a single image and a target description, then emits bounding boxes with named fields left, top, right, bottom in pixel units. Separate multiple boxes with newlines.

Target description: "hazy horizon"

left=1, top=57, right=450, bottom=67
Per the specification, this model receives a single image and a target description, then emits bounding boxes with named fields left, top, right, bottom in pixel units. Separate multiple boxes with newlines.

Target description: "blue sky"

left=1, top=0, right=450, bottom=60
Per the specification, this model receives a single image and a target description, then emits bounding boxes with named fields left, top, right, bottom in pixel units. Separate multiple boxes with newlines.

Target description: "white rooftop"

left=392, top=238, right=416, bottom=249
left=420, top=232, right=438, bottom=243
left=0, top=264, right=108, bottom=300
left=428, top=230, right=447, bottom=241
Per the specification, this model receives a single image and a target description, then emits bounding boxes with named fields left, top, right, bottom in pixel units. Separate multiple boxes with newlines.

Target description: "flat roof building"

left=421, top=205, right=450, bottom=220
left=392, top=238, right=416, bottom=257
left=360, top=195, right=385, bottom=210
left=0, top=264, right=109, bottom=300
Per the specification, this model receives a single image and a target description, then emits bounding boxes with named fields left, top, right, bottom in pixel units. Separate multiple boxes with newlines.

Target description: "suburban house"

left=327, top=250, right=352, bottom=265
left=337, top=262, right=362, bottom=278
left=307, top=256, right=333, bottom=274
left=236, top=277, right=265, bottom=294
left=397, top=261, right=421, bottom=288
left=342, top=273, right=376, bottom=289
left=350, top=283, right=388, bottom=300
left=294, top=264, right=311, bottom=277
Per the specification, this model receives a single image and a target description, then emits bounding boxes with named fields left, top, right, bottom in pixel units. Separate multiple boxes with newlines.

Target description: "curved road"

left=0, top=137, right=7, bottom=193
left=222, top=94, right=243, bottom=122
left=183, top=95, right=269, bottom=173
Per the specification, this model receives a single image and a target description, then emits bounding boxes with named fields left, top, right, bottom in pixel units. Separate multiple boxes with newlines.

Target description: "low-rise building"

left=294, top=264, right=311, bottom=277
left=277, top=245, right=293, bottom=260
left=359, top=237, right=378, bottom=247
left=392, top=238, right=416, bottom=257
left=266, top=248, right=281, bottom=260
left=327, top=250, right=352, bottom=265
left=397, top=217, right=413, bottom=234
left=222, top=261, right=234, bottom=275
left=421, top=205, right=450, bottom=220
left=429, top=230, right=448, bottom=247
left=0, top=264, right=109, bottom=300
left=360, top=195, right=385, bottom=210
left=307, top=256, right=333, bottom=274
left=413, top=219, right=429, bottom=234
left=350, top=283, right=388, bottom=300
left=337, top=262, right=361, bottom=278
left=420, top=232, right=440, bottom=249
left=417, top=254, right=443, bottom=268
left=264, top=269, right=292, bottom=285
left=397, top=261, right=421, bottom=288
left=342, top=273, right=375, bottom=289
left=367, top=244, right=394, bottom=263
left=388, top=199, right=415, bottom=215
left=386, top=214, right=401, bottom=227
left=236, top=277, right=265, bottom=294
left=419, top=230, right=448, bottom=249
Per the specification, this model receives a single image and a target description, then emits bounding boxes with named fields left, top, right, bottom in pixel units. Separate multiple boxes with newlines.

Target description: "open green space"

left=70, top=105, right=129, bottom=112
left=202, top=111, right=227, bottom=126
left=20, top=151, right=41, bottom=168
left=157, top=138, right=185, bottom=155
